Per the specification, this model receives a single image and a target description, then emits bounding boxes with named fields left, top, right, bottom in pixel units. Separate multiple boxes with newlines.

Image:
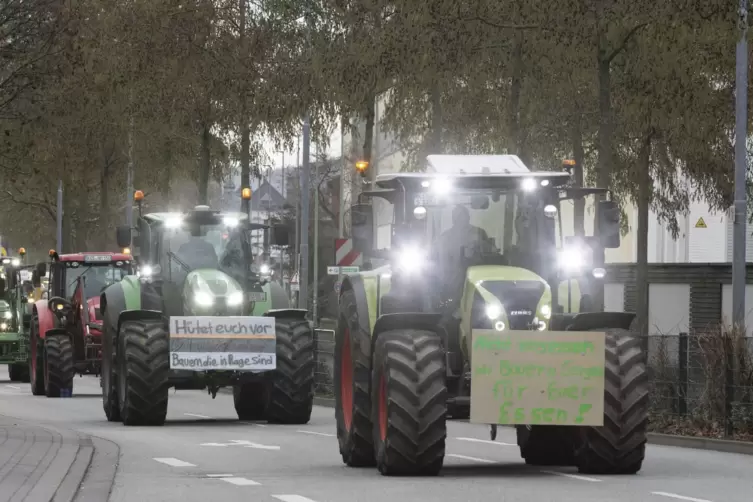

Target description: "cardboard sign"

left=169, top=316, right=276, bottom=371
left=470, top=330, right=605, bottom=426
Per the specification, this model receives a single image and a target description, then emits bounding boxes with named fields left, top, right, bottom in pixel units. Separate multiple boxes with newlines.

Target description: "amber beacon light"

left=355, top=160, right=369, bottom=176
left=241, top=187, right=252, bottom=200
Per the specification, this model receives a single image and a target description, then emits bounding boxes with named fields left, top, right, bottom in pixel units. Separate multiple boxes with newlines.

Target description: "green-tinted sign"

left=340, top=266, right=359, bottom=274
left=469, top=330, right=605, bottom=426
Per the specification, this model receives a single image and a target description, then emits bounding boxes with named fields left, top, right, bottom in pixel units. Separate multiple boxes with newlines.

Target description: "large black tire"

left=101, top=312, right=120, bottom=422
left=517, top=425, right=576, bottom=466
left=29, top=315, right=44, bottom=396
left=117, top=320, right=169, bottom=426
left=44, top=335, right=74, bottom=398
left=335, top=290, right=375, bottom=467
left=234, top=382, right=267, bottom=421
left=9, top=363, right=29, bottom=383
left=265, top=317, right=315, bottom=424
left=371, top=329, right=447, bottom=476
left=575, top=328, right=648, bottom=475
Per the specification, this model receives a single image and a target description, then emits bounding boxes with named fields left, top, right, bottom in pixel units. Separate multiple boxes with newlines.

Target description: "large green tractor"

left=0, top=253, right=34, bottom=382
left=334, top=155, right=648, bottom=476
left=101, top=195, right=313, bottom=426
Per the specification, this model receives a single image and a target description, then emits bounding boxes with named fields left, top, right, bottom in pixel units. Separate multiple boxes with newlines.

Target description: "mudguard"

left=370, top=312, right=441, bottom=355
left=565, top=311, right=635, bottom=331
left=264, top=308, right=308, bottom=320
left=43, top=328, right=69, bottom=339
left=33, top=301, right=55, bottom=341
left=116, top=309, right=163, bottom=335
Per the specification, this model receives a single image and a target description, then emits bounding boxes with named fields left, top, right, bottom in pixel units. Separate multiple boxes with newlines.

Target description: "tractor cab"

left=116, top=204, right=290, bottom=317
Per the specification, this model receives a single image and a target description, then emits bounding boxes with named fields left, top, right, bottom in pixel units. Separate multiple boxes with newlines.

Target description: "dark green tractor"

left=0, top=255, right=33, bottom=382
left=100, top=200, right=313, bottom=426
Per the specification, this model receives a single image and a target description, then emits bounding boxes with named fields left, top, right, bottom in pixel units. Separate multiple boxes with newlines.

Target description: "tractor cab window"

left=64, top=263, right=130, bottom=299
left=160, top=221, right=251, bottom=284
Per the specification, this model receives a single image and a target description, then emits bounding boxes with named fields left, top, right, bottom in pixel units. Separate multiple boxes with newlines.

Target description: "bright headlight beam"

left=432, top=178, right=452, bottom=194
left=396, top=246, right=425, bottom=272
left=10, top=258, right=19, bottom=266
left=558, top=247, right=586, bottom=272
left=521, top=178, right=536, bottom=191
left=227, top=291, right=243, bottom=306
left=165, top=215, right=183, bottom=228
left=223, top=216, right=239, bottom=227
left=260, top=264, right=270, bottom=275
left=485, top=304, right=501, bottom=320
left=194, top=291, right=214, bottom=307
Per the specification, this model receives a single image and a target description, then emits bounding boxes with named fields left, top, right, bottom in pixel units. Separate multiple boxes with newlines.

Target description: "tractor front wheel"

left=29, top=315, right=44, bottom=395
left=101, top=313, right=120, bottom=422
left=234, top=382, right=267, bottom=421
left=264, top=317, right=315, bottom=424
left=44, top=335, right=74, bottom=397
left=371, top=329, right=447, bottom=476
left=9, top=363, right=29, bottom=383
left=117, top=320, right=169, bottom=426
left=575, top=328, right=648, bottom=475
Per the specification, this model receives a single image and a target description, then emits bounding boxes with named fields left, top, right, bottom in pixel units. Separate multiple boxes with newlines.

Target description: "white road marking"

left=153, top=457, right=196, bottom=467
left=184, top=413, right=211, bottom=419
left=200, top=439, right=279, bottom=450
left=220, top=477, right=260, bottom=486
left=456, top=437, right=514, bottom=446
left=446, top=453, right=495, bottom=464
left=651, top=492, right=713, bottom=502
left=6, top=385, right=20, bottom=389
left=541, top=470, right=601, bottom=482
left=205, top=474, right=233, bottom=478
left=296, top=430, right=335, bottom=437
left=272, top=496, right=318, bottom=502
left=239, top=421, right=268, bottom=427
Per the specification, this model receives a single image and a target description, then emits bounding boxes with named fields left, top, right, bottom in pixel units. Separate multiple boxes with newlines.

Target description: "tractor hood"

left=181, top=269, right=245, bottom=315
left=462, top=265, right=552, bottom=331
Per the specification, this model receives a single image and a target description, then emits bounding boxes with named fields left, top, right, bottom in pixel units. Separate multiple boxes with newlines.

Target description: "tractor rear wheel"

left=265, top=317, right=315, bottom=424
left=9, top=363, right=29, bottom=383
left=371, top=329, right=447, bottom=476
left=335, top=290, right=375, bottom=467
left=29, top=315, right=44, bottom=396
left=117, top=320, right=169, bottom=426
left=575, top=328, right=648, bottom=475
left=234, top=382, right=267, bottom=421
left=44, top=335, right=74, bottom=398
left=517, top=425, right=576, bottom=466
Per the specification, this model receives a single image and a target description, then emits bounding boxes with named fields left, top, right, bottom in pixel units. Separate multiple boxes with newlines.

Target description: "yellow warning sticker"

left=695, top=217, right=707, bottom=228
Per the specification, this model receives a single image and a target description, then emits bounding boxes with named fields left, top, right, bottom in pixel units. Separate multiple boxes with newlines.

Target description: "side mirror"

left=271, top=225, right=290, bottom=247
left=596, top=200, right=621, bottom=249
left=116, top=225, right=132, bottom=248
left=350, top=203, right=374, bottom=253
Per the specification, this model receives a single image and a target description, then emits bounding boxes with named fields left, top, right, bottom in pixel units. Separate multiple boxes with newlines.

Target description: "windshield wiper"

left=68, top=267, right=92, bottom=294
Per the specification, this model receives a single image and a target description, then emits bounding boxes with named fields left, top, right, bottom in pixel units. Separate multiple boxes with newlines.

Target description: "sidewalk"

left=0, top=417, right=115, bottom=502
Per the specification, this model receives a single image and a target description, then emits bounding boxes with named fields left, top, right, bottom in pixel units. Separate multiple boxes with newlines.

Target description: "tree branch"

left=606, top=23, right=649, bottom=63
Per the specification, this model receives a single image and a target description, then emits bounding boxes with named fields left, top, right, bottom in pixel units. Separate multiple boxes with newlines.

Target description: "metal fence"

left=312, top=329, right=753, bottom=441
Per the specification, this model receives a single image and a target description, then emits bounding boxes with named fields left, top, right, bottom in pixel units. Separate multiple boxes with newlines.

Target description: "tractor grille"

left=472, top=280, right=545, bottom=330
left=205, top=280, right=229, bottom=296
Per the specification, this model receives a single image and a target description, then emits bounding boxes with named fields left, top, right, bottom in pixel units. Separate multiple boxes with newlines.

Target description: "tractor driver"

left=433, top=204, right=491, bottom=298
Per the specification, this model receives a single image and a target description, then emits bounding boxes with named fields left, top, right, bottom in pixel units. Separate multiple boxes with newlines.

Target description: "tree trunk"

left=239, top=0, right=250, bottom=213
left=99, top=156, right=110, bottom=249
left=503, top=32, right=525, bottom=250
left=198, top=122, right=211, bottom=205
left=363, top=95, right=375, bottom=179
left=636, top=128, right=653, bottom=343
left=572, top=114, right=586, bottom=237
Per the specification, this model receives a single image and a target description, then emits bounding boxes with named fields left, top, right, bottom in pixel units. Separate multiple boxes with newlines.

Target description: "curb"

left=72, top=435, right=119, bottom=502
left=310, top=395, right=753, bottom=456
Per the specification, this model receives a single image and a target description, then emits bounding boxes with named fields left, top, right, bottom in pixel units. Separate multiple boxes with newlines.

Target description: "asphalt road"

left=0, top=374, right=750, bottom=502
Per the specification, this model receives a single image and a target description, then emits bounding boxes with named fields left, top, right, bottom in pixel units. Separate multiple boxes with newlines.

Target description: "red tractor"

left=29, top=251, right=134, bottom=397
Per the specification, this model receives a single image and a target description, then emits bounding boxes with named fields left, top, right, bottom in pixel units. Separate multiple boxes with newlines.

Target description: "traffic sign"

left=327, top=266, right=340, bottom=275
left=340, top=266, right=359, bottom=274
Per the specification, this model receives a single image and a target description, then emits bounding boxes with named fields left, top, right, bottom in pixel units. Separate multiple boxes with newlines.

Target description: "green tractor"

left=334, top=155, right=648, bottom=476
left=0, top=253, right=34, bottom=382
left=101, top=194, right=313, bottom=426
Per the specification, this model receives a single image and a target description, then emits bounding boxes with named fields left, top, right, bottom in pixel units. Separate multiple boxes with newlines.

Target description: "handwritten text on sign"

left=169, top=316, right=276, bottom=371
left=469, top=330, right=605, bottom=426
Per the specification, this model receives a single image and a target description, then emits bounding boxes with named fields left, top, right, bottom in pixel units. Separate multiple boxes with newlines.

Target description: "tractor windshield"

left=160, top=222, right=251, bottom=283
left=65, top=264, right=130, bottom=299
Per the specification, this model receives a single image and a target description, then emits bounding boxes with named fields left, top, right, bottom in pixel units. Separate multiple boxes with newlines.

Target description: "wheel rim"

left=341, top=327, right=354, bottom=430
left=379, top=371, right=388, bottom=441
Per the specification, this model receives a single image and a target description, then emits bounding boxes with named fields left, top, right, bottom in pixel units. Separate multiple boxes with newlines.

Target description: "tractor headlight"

left=0, top=322, right=6, bottom=330
left=227, top=291, right=243, bottom=306
left=395, top=246, right=426, bottom=273
left=539, top=304, right=551, bottom=320
left=558, top=246, right=588, bottom=272
left=10, top=258, right=20, bottom=266
left=260, top=264, right=271, bottom=275
left=193, top=291, right=214, bottom=307
left=3, top=311, right=11, bottom=319
left=485, top=304, right=502, bottom=320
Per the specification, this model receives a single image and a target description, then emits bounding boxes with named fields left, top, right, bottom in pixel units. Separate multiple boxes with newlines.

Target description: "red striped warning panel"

left=335, top=238, right=363, bottom=266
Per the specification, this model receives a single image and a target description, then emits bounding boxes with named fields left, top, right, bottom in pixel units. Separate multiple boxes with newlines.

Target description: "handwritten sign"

left=470, top=330, right=605, bottom=426
left=169, top=316, right=276, bottom=371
